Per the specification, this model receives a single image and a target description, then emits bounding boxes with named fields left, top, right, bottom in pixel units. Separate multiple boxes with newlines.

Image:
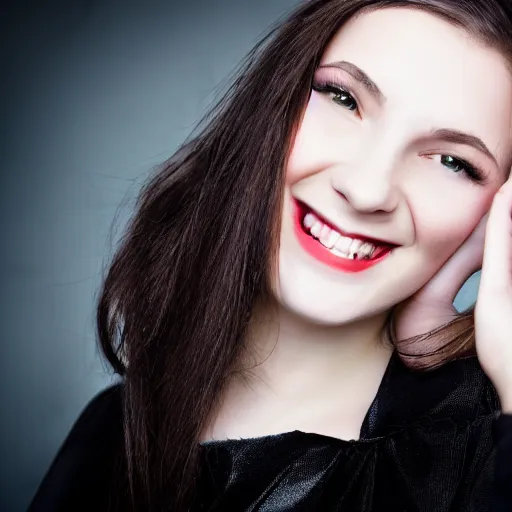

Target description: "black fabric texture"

left=28, top=352, right=512, bottom=511
left=492, top=413, right=512, bottom=512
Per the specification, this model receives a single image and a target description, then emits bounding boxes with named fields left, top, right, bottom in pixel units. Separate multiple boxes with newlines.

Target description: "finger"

left=480, top=179, right=512, bottom=291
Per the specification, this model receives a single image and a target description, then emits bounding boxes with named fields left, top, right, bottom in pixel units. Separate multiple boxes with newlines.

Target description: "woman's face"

left=276, top=7, right=512, bottom=325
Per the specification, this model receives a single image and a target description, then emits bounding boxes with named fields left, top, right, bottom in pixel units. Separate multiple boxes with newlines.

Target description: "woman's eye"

left=440, top=155, right=468, bottom=173
left=330, top=87, right=358, bottom=111
left=432, top=154, right=484, bottom=182
left=312, top=83, right=359, bottom=112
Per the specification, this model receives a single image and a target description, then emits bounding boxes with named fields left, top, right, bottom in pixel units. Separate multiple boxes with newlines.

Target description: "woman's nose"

left=330, top=153, right=401, bottom=214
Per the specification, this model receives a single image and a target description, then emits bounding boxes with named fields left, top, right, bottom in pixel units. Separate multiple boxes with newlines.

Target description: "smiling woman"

left=279, top=6, right=511, bottom=329
left=29, top=1, right=512, bottom=511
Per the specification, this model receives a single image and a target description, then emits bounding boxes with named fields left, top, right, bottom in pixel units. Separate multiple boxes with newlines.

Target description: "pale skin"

left=202, top=8, right=512, bottom=442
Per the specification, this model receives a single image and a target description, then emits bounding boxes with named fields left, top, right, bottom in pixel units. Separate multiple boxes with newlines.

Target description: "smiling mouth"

left=292, top=199, right=396, bottom=272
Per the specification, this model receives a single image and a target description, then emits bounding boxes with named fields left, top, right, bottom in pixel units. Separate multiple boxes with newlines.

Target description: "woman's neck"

left=243, top=301, right=393, bottom=388
left=201, top=301, right=394, bottom=442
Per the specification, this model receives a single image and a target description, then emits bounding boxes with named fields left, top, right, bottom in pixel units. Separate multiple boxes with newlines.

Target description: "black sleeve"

left=27, top=384, right=125, bottom=512
left=492, top=413, right=512, bottom=511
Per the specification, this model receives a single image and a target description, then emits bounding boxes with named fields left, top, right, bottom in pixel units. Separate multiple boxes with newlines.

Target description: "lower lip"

left=292, top=199, right=393, bottom=273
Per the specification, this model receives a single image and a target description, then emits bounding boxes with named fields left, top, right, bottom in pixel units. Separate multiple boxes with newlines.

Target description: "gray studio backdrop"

left=0, top=0, right=481, bottom=510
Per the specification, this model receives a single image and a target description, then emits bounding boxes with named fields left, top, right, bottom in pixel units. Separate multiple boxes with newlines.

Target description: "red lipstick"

left=292, top=199, right=393, bottom=273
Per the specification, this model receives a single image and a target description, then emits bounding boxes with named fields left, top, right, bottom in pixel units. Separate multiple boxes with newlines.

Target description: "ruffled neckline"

left=200, top=350, right=500, bottom=449
left=194, top=353, right=501, bottom=511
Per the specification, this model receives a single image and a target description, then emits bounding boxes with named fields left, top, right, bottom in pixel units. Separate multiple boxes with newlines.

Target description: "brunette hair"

left=96, top=0, right=512, bottom=510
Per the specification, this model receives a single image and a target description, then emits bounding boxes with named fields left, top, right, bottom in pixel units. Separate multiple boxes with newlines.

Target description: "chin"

left=274, top=242, right=436, bottom=328
left=275, top=267, right=391, bottom=326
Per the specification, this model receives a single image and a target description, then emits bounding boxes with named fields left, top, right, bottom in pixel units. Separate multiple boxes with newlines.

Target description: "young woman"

left=29, top=0, right=512, bottom=511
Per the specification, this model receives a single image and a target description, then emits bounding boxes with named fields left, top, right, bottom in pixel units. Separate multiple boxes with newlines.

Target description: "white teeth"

left=302, top=211, right=380, bottom=260
left=334, top=235, right=352, bottom=254
left=319, top=227, right=341, bottom=249
left=319, top=225, right=331, bottom=241
left=310, top=221, right=322, bottom=238
left=358, top=242, right=376, bottom=259
left=303, top=213, right=316, bottom=229
left=326, top=230, right=341, bottom=248
left=319, top=229, right=341, bottom=249
left=348, top=239, right=363, bottom=259
left=330, top=247, right=350, bottom=258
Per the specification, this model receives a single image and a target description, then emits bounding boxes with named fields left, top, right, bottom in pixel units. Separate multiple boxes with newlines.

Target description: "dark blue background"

left=0, top=1, right=479, bottom=509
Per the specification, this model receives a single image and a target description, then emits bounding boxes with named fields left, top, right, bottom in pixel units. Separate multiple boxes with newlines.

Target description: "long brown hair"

left=96, top=0, right=512, bottom=510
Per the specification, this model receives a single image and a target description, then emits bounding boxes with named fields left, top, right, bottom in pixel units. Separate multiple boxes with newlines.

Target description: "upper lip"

left=297, top=199, right=399, bottom=247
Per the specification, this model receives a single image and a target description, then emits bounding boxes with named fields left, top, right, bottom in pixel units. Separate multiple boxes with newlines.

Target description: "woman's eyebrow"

left=428, top=128, right=499, bottom=167
left=318, top=61, right=501, bottom=169
left=318, top=60, right=386, bottom=103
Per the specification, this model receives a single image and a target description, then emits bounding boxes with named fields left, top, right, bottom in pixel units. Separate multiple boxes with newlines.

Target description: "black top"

left=29, top=351, right=512, bottom=511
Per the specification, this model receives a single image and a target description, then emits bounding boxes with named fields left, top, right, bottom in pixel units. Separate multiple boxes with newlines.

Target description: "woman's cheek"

left=285, top=125, right=320, bottom=184
left=286, top=95, right=354, bottom=185
left=411, top=184, right=488, bottom=260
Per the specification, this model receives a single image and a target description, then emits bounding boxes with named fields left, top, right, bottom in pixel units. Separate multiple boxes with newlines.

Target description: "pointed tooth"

left=310, top=221, right=322, bottom=238
left=358, top=242, right=376, bottom=259
left=303, top=213, right=316, bottom=229
left=348, top=239, right=363, bottom=258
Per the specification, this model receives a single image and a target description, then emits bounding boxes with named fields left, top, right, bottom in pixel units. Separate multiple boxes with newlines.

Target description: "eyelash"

left=311, top=78, right=486, bottom=184
left=312, top=79, right=360, bottom=113
left=425, top=155, right=485, bottom=183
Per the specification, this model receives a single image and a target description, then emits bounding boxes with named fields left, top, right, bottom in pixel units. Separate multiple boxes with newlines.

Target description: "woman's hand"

left=475, top=180, right=512, bottom=411
left=393, top=214, right=486, bottom=343
left=394, top=179, right=512, bottom=412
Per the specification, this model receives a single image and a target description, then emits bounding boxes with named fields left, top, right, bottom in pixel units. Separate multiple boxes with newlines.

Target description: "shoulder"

left=372, top=352, right=500, bottom=436
left=69, top=383, right=123, bottom=435
left=449, top=354, right=501, bottom=419
left=51, top=383, right=124, bottom=457
left=28, top=383, right=125, bottom=512
left=422, top=354, right=501, bottom=423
